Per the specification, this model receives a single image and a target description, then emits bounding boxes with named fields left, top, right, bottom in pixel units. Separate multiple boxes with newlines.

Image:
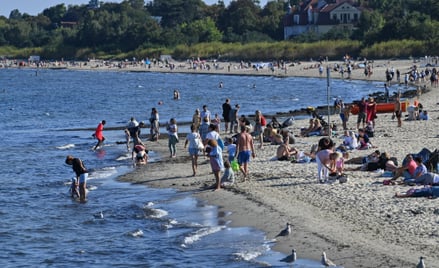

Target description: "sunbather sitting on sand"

left=402, top=156, right=428, bottom=185
left=337, top=130, right=358, bottom=151
left=276, top=143, right=298, bottom=161
left=302, top=118, right=322, bottom=137
left=392, top=154, right=417, bottom=180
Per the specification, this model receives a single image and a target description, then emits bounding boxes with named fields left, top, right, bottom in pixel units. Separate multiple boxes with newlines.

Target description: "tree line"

left=1, top=0, right=439, bottom=60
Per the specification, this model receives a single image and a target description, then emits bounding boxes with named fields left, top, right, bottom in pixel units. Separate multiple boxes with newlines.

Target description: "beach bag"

left=231, top=160, right=240, bottom=172
left=194, top=135, right=204, bottom=150
left=217, top=137, right=224, bottom=150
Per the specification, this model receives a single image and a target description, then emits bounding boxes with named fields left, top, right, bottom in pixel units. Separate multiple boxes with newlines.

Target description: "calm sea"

left=0, top=68, right=402, bottom=267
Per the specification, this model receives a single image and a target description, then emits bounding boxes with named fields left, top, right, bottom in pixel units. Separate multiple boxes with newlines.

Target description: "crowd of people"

left=66, top=73, right=436, bottom=201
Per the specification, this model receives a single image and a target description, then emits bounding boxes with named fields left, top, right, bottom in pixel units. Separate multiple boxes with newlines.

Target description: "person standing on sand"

left=93, top=120, right=106, bottom=150
left=235, top=125, right=256, bottom=181
left=200, top=105, right=211, bottom=124
left=315, top=137, right=334, bottom=183
left=254, top=110, right=265, bottom=148
left=149, top=107, right=159, bottom=141
left=342, top=105, right=350, bottom=130
left=394, top=96, right=402, bottom=127
left=184, top=124, right=201, bottom=176
left=356, top=97, right=366, bottom=130
left=222, top=99, right=232, bottom=133
left=192, top=109, right=201, bottom=130
left=366, top=97, right=377, bottom=128
left=207, top=139, right=224, bottom=190
left=229, top=104, right=240, bottom=134
left=65, top=155, right=88, bottom=202
left=166, top=118, right=178, bottom=158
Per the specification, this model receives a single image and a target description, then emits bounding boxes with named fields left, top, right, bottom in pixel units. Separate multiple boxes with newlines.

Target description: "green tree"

left=260, top=0, right=285, bottom=40
left=148, top=0, right=205, bottom=28
left=42, top=4, right=67, bottom=24
left=181, top=17, right=222, bottom=44
left=352, top=10, right=385, bottom=44
left=219, top=0, right=261, bottom=41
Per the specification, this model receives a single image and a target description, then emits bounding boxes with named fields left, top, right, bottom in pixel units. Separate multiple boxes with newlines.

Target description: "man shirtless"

left=235, top=125, right=256, bottom=181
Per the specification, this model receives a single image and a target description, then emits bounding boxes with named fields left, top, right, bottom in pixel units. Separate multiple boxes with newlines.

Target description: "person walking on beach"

left=93, top=120, right=106, bottom=150
left=222, top=99, right=232, bottom=133
left=394, top=96, right=402, bottom=127
left=184, top=124, right=202, bottom=176
left=235, top=125, right=256, bottom=181
left=207, top=139, right=224, bottom=191
left=166, top=118, right=178, bottom=158
left=65, top=155, right=88, bottom=202
left=192, top=109, right=201, bottom=130
left=149, top=108, right=159, bottom=141
left=127, top=117, right=139, bottom=142
left=200, top=105, right=211, bottom=124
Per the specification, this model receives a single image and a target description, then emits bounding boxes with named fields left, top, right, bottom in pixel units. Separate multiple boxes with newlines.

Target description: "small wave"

left=88, top=185, right=98, bottom=191
left=144, top=202, right=154, bottom=207
left=161, top=218, right=179, bottom=230
left=181, top=226, right=224, bottom=248
left=128, top=229, right=144, bottom=237
left=91, top=166, right=117, bottom=179
left=116, top=153, right=131, bottom=161
left=233, top=250, right=262, bottom=262
left=142, top=203, right=168, bottom=219
left=56, top=144, right=75, bottom=150
left=149, top=208, right=168, bottom=219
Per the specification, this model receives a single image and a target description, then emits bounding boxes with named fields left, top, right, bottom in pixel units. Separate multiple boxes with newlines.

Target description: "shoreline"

left=113, top=59, right=439, bottom=267
left=28, top=58, right=438, bottom=266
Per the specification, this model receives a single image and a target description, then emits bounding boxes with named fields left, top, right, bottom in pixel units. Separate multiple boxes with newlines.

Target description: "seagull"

left=280, top=249, right=296, bottom=263
left=275, top=223, right=292, bottom=238
left=417, top=256, right=426, bottom=268
left=321, top=252, right=336, bottom=267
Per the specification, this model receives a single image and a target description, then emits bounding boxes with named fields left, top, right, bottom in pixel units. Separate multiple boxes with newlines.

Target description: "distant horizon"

left=0, top=0, right=270, bottom=18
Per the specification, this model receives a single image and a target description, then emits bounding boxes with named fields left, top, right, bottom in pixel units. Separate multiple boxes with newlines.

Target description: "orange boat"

left=350, top=100, right=408, bottom=115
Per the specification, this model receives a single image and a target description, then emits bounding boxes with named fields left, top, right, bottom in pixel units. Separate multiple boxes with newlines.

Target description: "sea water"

left=0, top=68, right=403, bottom=267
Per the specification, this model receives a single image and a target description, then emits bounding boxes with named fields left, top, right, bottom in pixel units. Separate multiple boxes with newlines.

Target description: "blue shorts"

left=188, top=148, right=199, bottom=156
left=79, top=173, right=88, bottom=184
left=238, top=150, right=251, bottom=165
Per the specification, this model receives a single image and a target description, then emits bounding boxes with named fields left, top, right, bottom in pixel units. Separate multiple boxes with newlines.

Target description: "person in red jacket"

left=93, top=120, right=106, bottom=150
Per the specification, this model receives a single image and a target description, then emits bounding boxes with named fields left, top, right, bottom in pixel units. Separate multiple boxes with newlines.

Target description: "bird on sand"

left=275, top=223, right=291, bottom=238
left=417, top=256, right=426, bottom=268
left=280, top=249, right=296, bottom=263
left=321, top=252, right=336, bottom=267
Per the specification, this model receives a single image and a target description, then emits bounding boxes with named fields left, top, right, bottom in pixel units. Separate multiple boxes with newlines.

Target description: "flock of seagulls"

left=275, top=223, right=426, bottom=267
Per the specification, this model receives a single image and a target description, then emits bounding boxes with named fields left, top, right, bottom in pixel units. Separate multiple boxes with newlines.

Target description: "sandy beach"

left=58, top=58, right=439, bottom=266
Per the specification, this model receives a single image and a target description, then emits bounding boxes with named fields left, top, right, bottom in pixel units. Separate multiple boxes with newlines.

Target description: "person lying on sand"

left=395, top=186, right=439, bottom=198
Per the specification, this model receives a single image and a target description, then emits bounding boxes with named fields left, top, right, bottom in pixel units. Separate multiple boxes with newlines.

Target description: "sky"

left=0, top=0, right=270, bottom=18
